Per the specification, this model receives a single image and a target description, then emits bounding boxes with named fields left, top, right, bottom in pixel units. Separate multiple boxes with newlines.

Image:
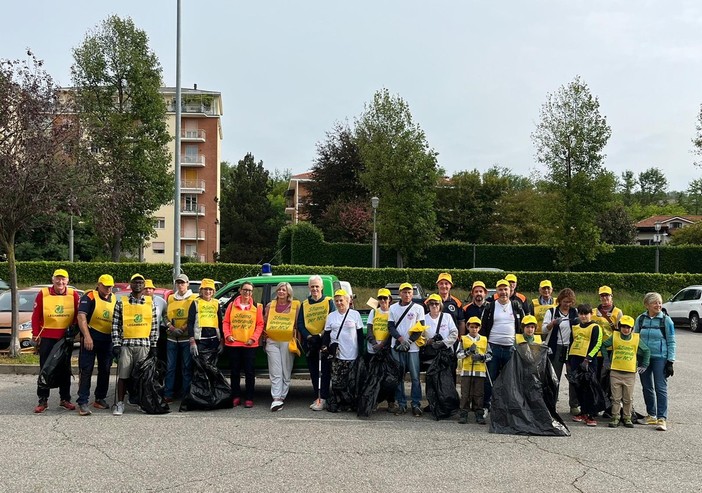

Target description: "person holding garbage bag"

left=322, top=289, right=364, bottom=413
left=187, top=279, right=223, bottom=362
left=456, top=317, right=491, bottom=424
left=568, top=304, right=604, bottom=427
left=263, top=282, right=300, bottom=412
left=423, top=293, right=459, bottom=419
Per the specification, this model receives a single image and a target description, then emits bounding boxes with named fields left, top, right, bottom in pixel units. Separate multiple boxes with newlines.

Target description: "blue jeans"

left=392, top=350, right=421, bottom=408
left=640, top=357, right=668, bottom=419
left=165, top=340, right=192, bottom=398
left=77, top=329, right=113, bottom=405
left=484, top=343, right=513, bottom=409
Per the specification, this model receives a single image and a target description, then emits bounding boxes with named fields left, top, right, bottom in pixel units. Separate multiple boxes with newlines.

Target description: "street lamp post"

left=654, top=221, right=661, bottom=273
left=371, top=196, right=379, bottom=268
left=69, top=214, right=74, bottom=262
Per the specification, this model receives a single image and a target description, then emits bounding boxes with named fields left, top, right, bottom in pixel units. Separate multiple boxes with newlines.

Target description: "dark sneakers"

left=92, top=399, right=109, bottom=410
left=412, top=406, right=423, bottom=417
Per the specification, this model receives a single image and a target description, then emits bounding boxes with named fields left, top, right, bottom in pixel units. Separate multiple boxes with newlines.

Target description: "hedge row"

left=2, top=261, right=700, bottom=297
left=277, top=223, right=702, bottom=273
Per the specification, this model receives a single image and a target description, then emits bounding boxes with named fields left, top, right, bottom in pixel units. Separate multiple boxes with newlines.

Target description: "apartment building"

left=144, top=86, right=222, bottom=263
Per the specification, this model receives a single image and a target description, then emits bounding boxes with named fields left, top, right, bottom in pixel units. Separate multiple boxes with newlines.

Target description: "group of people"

left=30, top=269, right=676, bottom=433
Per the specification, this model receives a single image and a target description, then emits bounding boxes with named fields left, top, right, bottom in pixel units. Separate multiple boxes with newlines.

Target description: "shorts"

left=118, top=346, right=149, bottom=379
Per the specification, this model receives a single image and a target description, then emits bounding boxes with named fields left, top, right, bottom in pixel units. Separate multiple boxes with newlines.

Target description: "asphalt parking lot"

left=1, top=330, right=701, bottom=493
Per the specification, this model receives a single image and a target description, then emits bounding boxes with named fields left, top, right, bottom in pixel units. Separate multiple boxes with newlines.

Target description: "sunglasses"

left=428, top=302, right=440, bottom=307
left=377, top=296, right=389, bottom=300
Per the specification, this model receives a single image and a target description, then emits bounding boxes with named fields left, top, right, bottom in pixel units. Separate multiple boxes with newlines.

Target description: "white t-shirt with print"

left=324, top=309, right=363, bottom=361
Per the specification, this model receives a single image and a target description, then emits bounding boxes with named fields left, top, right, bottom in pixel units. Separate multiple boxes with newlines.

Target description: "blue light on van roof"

left=261, top=263, right=272, bottom=276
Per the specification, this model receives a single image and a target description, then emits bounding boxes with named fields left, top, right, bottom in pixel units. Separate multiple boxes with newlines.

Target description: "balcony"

left=167, top=101, right=217, bottom=116
left=181, top=179, right=205, bottom=193
left=181, top=154, right=205, bottom=167
left=181, top=204, right=205, bottom=216
left=181, top=129, right=206, bottom=142
left=181, top=229, right=206, bottom=241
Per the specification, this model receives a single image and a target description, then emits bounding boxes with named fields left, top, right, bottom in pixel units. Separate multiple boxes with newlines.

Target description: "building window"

left=154, top=217, right=165, bottom=229
left=153, top=242, right=165, bottom=254
left=671, top=222, right=683, bottom=228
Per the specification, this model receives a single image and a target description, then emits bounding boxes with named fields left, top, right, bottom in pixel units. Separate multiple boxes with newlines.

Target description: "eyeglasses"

left=377, top=296, right=389, bottom=300
left=175, top=280, right=186, bottom=284
left=240, top=288, right=253, bottom=293
left=428, top=302, right=440, bottom=307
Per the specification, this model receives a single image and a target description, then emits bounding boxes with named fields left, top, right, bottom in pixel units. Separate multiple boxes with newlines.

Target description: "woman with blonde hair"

left=263, top=282, right=300, bottom=412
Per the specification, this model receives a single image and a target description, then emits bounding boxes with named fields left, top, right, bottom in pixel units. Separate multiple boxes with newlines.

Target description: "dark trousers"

left=229, top=346, right=256, bottom=400
left=77, top=329, right=113, bottom=405
left=37, top=337, right=71, bottom=401
left=484, top=343, right=513, bottom=409
left=569, top=356, right=599, bottom=416
left=306, top=347, right=331, bottom=400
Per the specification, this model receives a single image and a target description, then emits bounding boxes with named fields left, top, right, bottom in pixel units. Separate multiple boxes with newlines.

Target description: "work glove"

left=637, top=366, right=647, bottom=374
left=471, top=353, right=485, bottom=362
left=603, top=360, right=611, bottom=371
left=190, top=342, right=199, bottom=357
left=171, top=328, right=184, bottom=338
left=112, top=345, right=121, bottom=360
left=149, top=347, right=158, bottom=358
left=431, top=340, right=445, bottom=349
left=366, top=333, right=378, bottom=345
left=467, top=343, right=477, bottom=355
left=664, top=361, right=674, bottom=378
left=580, top=359, right=590, bottom=370
left=394, top=340, right=411, bottom=352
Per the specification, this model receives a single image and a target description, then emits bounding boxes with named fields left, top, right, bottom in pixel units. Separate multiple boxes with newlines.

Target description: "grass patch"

left=0, top=353, right=40, bottom=365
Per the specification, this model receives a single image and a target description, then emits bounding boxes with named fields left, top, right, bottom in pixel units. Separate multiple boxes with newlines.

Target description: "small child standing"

left=515, top=315, right=542, bottom=345
left=569, top=304, right=603, bottom=427
left=456, top=317, right=492, bottom=425
left=602, top=315, right=650, bottom=428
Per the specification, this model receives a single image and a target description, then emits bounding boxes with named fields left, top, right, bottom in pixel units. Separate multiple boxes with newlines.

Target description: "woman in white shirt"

left=423, top=293, right=459, bottom=356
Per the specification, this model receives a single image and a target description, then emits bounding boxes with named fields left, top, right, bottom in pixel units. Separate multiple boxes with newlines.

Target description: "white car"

left=662, top=285, right=702, bottom=332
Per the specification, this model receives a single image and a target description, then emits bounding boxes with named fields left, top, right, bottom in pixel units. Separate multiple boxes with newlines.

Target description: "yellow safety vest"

left=303, top=297, right=331, bottom=336
left=265, top=300, right=300, bottom=342
left=228, top=305, right=258, bottom=343
left=371, top=310, right=390, bottom=342
left=196, top=298, right=219, bottom=329
left=515, top=333, right=542, bottom=344
left=167, top=294, right=196, bottom=329
left=611, top=332, right=640, bottom=373
left=42, top=288, right=75, bottom=330
left=122, top=296, right=153, bottom=339
left=89, top=290, right=116, bottom=335
left=461, top=335, right=488, bottom=373
left=570, top=323, right=597, bottom=358
left=592, top=306, right=622, bottom=356
left=532, top=298, right=556, bottom=327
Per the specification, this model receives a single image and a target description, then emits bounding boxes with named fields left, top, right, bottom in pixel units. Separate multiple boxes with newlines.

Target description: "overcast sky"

left=5, top=0, right=702, bottom=190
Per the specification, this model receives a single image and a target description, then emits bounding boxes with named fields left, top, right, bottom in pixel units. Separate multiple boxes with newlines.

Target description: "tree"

left=355, top=88, right=441, bottom=266
left=306, top=121, right=368, bottom=225
left=531, top=76, right=614, bottom=269
left=636, top=167, right=668, bottom=206
left=219, top=154, right=286, bottom=263
left=596, top=204, right=637, bottom=245
left=318, top=199, right=373, bottom=243
left=0, top=52, right=85, bottom=356
left=669, top=221, right=702, bottom=245
left=618, top=170, right=637, bottom=206
left=71, top=15, right=173, bottom=261
left=684, top=178, right=702, bottom=214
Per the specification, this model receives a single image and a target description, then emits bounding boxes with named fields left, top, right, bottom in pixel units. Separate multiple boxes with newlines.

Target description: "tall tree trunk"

left=111, top=236, right=122, bottom=262
left=3, top=232, right=21, bottom=357
left=396, top=251, right=404, bottom=268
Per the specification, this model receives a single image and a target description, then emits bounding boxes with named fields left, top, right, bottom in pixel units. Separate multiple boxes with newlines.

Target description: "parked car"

left=0, top=288, right=39, bottom=352
left=0, top=278, right=9, bottom=291
left=663, top=285, right=702, bottom=332
left=384, top=283, right=428, bottom=305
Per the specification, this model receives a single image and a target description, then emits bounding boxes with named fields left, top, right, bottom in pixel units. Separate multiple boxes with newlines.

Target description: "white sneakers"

left=113, top=401, right=125, bottom=416
left=310, top=399, right=326, bottom=411
left=271, top=400, right=284, bottom=412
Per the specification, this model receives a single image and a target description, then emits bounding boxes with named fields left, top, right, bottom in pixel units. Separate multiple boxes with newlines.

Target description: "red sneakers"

left=59, top=400, right=76, bottom=411
left=34, top=400, right=48, bottom=414
left=232, top=397, right=241, bottom=407
left=572, top=414, right=586, bottom=423
left=244, top=400, right=254, bottom=408
left=585, top=417, right=598, bottom=427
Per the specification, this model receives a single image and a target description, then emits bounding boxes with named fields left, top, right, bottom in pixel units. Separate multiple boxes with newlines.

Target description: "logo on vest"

left=55, top=305, right=64, bottom=314
left=177, top=308, right=185, bottom=317
left=134, top=314, right=143, bottom=323
left=102, top=310, right=110, bottom=319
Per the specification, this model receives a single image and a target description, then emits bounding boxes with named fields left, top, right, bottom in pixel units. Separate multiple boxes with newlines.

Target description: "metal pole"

left=472, top=244, right=476, bottom=269
left=372, top=208, right=377, bottom=268
left=69, top=214, right=74, bottom=262
left=173, top=0, right=182, bottom=279
left=655, top=244, right=660, bottom=273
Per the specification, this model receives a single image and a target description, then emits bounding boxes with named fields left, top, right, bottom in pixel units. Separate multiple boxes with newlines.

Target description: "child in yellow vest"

left=456, top=317, right=492, bottom=425
left=568, top=304, right=603, bottom=427
left=601, top=316, right=650, bottom=428
left=515, top=315, right=542, bottom=345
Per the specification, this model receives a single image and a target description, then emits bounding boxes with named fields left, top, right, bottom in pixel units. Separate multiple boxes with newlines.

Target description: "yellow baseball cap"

left=467, top=316, right=482, bottom=326
left=98, top=274, right=114, bottom=287
left=599, top=285, right=613, bottom=295
left=377, top=288, right=391, bottom=298
left=436, top=272, right=453, bottom=285
left=522, top=315, right=538, bottom=326
left=539, top=280, right=552, bottom=289
left=471, top=281, right=486, bottom=292
left=496, top=279, right=509, bottom=288
left=144, top=279, right=155, bottom=289
left=130, top=273, right=145, bottom=281
left=426, top=293, right=442, bottom=303
left=619, top=315, right=635, bottom=328
left=334, top=289, right=348, bottom=297
left=200, top=278, right=216, bottom=290
left=505, top=274, right=517, bottom=283
left=53, top=269, right=69, bottom=278
left=399, top=282, right=413, bottom=291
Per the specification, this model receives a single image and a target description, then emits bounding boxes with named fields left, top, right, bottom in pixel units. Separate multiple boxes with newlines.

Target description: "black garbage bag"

left=599, top=367, right=613, bottom=412
left=327, top=358, right=359, bottom=413
left=567, top=364, right=606, bottom=415
left=356, top=349, right=402, bottom=418
left=180, top=350, right=233, bottom=412
left=131, top=354, right=170, bottom=414
left=425, top=349, right=459, bottom=421
left=37, top=338, right=73, bottom=389
left=489, top=344, right=570, bottom=436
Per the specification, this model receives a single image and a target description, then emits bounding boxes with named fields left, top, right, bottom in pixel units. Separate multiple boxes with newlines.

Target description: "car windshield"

left=0, top=291, right=38, bottom=312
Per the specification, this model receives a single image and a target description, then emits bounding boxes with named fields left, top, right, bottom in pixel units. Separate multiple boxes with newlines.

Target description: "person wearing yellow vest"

left=223, top=281, right=264, bottom=408
left=532, top=280, right=556, bottom=329
left=144, top=279, right=168, bottom=362
left=31, top=268, right=81, bottom=414
left=601, top=315, right=650, bottom=428
left=110, top=273, right=159, bottom=416
left=297, top=275, right=335, bottom=411
left=456, top=316, right=491, bottom=424
left=515, top=315, right=543, bottom=345
left=365, top=288, right=397, bottom=412
left=75, top=274, right=117, bottom=416
left=164, top=273, right=197, bottom=403
left=263, top=282, right=300, bottom=412
left=568, top=304, right=603, bottom=427
left=591, top=285, right=624, bottom=419
left=187, top=278, right=223, bottom=361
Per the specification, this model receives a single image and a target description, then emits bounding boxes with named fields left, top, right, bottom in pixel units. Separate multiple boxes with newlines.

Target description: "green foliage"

left=356, top=88, right=441, bottom=265
left=596, top=204, right=637, bottom=245
left=318, top=199, right=373, bottom=243
left=71, top=15, right=173, bottom=261
left=669, top=222, right=702, bottom=245
left=625, top=202, right=688, bottom=221
left=636, top=167, right=668, bottom=206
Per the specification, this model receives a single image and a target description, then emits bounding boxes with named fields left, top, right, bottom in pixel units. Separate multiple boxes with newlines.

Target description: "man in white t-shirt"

left=388, top=283, right=426, bottom=417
